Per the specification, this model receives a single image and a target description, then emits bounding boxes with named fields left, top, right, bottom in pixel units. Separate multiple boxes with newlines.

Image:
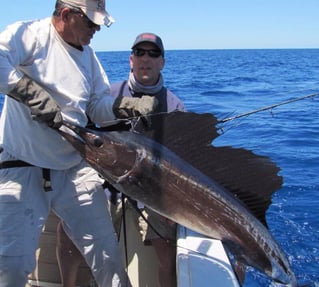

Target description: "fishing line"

left=216, top=92, right=319, bottom=135
left=218, top=92, right=319, bottom=124
left=97, top=92, right=319, bottom=133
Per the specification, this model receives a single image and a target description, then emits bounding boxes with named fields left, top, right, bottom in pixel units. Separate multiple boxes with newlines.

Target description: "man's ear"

left=129, top=54, right=134, bottom=70
left=60, top=7, right=72, bottom=22
left=160, top=58, right=165, bottom=70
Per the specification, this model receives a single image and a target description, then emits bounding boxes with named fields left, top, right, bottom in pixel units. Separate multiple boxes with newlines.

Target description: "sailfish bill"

left=57, top=111, right=298, bottom=286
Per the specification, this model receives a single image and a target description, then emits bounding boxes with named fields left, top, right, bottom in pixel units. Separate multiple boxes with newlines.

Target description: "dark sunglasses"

left=71, top=10, right=99, bottom=29
left=132, top=48, right=162, bottom=58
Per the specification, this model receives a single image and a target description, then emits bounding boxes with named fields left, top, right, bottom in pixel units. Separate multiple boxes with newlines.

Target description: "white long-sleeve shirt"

left=0, top=18, right=115, bottom=169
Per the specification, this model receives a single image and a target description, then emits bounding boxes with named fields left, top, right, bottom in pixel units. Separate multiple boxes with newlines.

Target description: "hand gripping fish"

left=58, top=111, right=299, bottom=286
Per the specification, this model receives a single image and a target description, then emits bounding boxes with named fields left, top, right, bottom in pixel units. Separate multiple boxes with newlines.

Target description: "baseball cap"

left=62, top=0, right=115, bottom=27
left=131, top=33, right=164, bottom=56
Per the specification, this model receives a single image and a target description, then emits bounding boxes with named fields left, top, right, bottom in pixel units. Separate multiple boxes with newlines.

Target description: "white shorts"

left=0, top=150, right=129, bottom=286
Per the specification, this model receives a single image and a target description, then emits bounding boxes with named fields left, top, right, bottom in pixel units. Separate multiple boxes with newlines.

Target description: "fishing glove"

left=8, top=75, right=63, bottom=128
left=112, top=95, right=158, bottom=119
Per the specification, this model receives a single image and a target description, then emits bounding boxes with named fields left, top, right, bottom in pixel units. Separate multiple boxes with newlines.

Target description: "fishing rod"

left=218, top=92, right=319, bottom=124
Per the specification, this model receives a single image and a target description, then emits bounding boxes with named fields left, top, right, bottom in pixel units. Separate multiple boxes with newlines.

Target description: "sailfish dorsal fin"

left=132, top=111, right=282, bottom=226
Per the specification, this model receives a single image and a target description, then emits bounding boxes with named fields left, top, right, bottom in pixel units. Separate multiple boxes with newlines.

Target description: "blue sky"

left=0, top=0, right=318, bottom=52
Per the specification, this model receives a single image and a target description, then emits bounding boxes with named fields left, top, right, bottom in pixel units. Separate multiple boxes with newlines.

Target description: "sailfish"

left=58, top=111, right=298, bottom=286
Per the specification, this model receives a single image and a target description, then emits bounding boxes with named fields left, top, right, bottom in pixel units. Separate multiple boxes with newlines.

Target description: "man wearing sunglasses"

left=110, top=33, right=185, bottom=287
left=122, top=34, right=185, bottom=287
left=0, top=1, right=159, bottom=286
left=56, top=32, right=186, bottom=287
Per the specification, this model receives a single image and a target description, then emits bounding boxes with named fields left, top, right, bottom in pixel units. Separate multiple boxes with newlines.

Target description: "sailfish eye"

left=93, top=138, right=103, bottom=147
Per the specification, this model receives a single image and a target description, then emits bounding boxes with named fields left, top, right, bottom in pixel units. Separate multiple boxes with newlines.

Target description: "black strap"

left=0, top=147, right=32, bottom=169
left=125, top=196, right=168, bottom=242
left=42, top=168, right=52, bottom=192
left=0, top=158, right=52, bottom=192
left=0, top=160, right=32, bottom=169
left=121, top=194, right=129, bottom=268
left=118, top=80, right=127, bottom=97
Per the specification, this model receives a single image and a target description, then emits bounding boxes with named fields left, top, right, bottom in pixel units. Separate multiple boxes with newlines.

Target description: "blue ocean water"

left=0, top=49, right=318, bottom=286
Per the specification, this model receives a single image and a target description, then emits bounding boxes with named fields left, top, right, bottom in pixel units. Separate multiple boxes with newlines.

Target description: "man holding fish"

left=0, top=1, right=157, bottom=286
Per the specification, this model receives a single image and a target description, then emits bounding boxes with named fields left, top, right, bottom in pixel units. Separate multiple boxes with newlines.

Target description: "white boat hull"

left=177, top=227, right=240, bottom=287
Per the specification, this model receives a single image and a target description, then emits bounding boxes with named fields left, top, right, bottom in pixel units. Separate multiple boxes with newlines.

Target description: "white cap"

left=62, top=0, right=115, bottom=27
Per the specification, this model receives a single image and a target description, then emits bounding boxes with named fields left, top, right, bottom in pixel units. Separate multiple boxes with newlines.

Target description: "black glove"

left=8, top=75, right=63, bottom=128
left=112, top=95, right=158, bottom=119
